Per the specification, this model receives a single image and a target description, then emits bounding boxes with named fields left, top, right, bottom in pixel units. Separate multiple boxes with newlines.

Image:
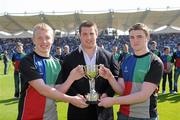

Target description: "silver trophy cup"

left=84, top=64, right=100, bottom=104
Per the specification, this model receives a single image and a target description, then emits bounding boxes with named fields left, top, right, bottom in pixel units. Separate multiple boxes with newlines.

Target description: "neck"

left=134, top=48, right=149, bottom=56
left=82, top=45, right=96, bottom=58
left=34, top=50, right=49, bottom=57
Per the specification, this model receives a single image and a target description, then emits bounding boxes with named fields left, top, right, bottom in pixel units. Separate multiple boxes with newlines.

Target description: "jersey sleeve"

left=19, top=55, right=42, bottom=83
left=144, top=57, right=163, bottom=86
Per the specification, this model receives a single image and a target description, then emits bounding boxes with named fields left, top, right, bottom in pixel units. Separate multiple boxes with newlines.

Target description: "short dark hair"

left=79, top=20, right=98, bottom=34
left=129, top=23, right=150, bottom=37
left=151, top=41, right=157, bottom=45
left=56, top=46, right=61, bottom=49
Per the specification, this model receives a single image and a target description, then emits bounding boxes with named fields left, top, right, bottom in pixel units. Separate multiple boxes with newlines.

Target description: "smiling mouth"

left=40, top=45, right=49, bottom=48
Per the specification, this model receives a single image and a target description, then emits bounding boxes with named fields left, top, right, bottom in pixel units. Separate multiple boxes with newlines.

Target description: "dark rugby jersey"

left=17, top=52, right=61, bottom=120
left=119, top=52, right=163, bottom=118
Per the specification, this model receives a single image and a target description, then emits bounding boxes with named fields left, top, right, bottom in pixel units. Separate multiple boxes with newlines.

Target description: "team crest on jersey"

left=124, top=66, right=128, bottom=73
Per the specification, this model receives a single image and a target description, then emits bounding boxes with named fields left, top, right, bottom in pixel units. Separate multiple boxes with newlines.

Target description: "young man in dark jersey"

left=150, top=41, right=161, bottom=57
left=12, top=42, right=26, bottom=98
left=17, top=23, right=87, bottom=120
left=98, top=23, right=163, bottom=120
left=173, top=42, right=180, bottom=94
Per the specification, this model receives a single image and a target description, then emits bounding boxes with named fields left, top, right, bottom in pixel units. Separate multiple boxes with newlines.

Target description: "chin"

left=40, top=49, right=50, bottom=53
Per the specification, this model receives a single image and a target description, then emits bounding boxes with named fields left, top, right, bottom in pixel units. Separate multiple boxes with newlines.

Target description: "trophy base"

left=86, top=101, right=99, bottom=104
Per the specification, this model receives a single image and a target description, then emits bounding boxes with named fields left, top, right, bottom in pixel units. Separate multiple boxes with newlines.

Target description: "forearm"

left=114, top=82, right=158, bottom=105
left=41, top=85, right=80, bottom=104
left=55, top=75, right=75, bottom=93
left=114, top=91, right=148, bottom=105
left=38, top=85, right=69, bottom=101
left=29, top=80, right=74, bottom=102
left=107, top=76, right=123, bottom=95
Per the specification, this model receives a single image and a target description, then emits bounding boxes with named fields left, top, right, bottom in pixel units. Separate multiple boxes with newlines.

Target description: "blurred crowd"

left=0, top=33, right=179, bottom=58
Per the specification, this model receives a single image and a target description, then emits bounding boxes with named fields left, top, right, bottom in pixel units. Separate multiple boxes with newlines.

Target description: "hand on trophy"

left=100, top=93, right=108, bottom=99
left=69, top=94, right=88, bottom=108
left=98, top=97, right=116, bottom=108
left=98, top=65, right=114, bottom=81
left=69, top=65, right=85, bottom=81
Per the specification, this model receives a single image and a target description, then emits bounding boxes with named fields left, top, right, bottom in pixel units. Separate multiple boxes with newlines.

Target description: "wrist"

left=64, top=94, right=73, bottom=103
left=107, top=75, right=114, bottom=81
left=114, top=97, right=120, bottom=105
left=67, top=76, right=75, bottom=83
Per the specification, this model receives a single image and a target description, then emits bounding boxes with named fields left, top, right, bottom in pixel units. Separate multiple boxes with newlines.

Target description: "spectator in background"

left=98, top=43, right=104, bottom=49
left=172, top=42, right=180, bottom=94
left=54, top=46, right=63, bottom=64
left=64, top=45, right=70, bottom=54
left=61, top=45, right=70, bottom=61
left=3, top=50, right=9, bottom=75
left=98, top=23, right=163, bottom=120
left=150, top=41, right=161, bottom=93
left=150, top=41, right=161, bottom=57
left=0, top=52, right=2, bottom=60
left=112, top=46, right=120, bottom=63
left=161, top=46, right=174, bottom=94
left=118, top=43, right=131, bottom=65
left=12, top=42, right=26, bottom=98
left=17, top=23, right=86, bottom=120
left=57, top=20, right=119, bottom=120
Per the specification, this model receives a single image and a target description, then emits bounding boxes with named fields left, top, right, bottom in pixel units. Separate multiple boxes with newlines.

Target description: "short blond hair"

left=33, top=23, right=54, bottom=38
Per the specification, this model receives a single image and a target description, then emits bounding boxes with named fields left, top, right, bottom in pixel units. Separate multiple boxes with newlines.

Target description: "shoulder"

left=65, top=48, right=79, bottom=58
left=21, top=53, right=34, bottom=64
left=19, top=53, right=34, bottom=71
left=12, top=53, right=17, bottom=57
left=51, top=55, right=59, bottom=60
left=150, top=52, right=160, bottom=60
left=97, top=47, right=112, bottom=57
left=124, top=54, right=133, bottom=60
left=121, top=54, right=134, bottom=66
left=149, top=52, right=163, bottom=67
left=62, top=48, right=81, bottom=63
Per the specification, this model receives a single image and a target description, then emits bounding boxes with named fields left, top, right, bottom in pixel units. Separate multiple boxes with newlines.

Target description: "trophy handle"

left=95, top=64, right=103, bottom=78
left=83, top=65, right=89, bottom=79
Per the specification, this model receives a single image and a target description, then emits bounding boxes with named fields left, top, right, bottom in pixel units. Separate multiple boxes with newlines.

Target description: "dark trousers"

left=174, top=68, right=180, bottom=92
left=14, top=71, right=20, bottom=97
left=4, top=62, right=8, bottom=75
left=162, top=71, right=172, bottom=92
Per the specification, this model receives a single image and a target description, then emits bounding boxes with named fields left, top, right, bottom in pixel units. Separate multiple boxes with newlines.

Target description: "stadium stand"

left=0, top=33, right=179, bottom=58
